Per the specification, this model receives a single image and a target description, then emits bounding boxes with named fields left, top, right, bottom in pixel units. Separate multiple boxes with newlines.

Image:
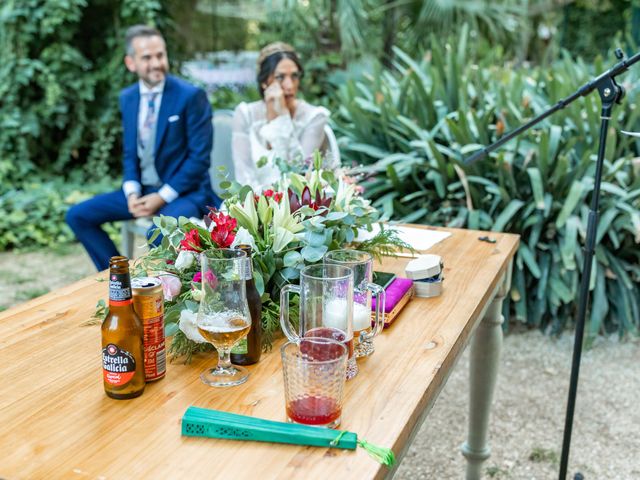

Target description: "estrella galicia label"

left=109, top=273, right=132, bottom=301
left=102, top=343, right=136, bottom=386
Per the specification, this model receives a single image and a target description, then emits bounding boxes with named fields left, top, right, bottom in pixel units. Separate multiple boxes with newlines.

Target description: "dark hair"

left=125, top=25, right=163, bottom=56
left=257, top=52, right=304, bottom=98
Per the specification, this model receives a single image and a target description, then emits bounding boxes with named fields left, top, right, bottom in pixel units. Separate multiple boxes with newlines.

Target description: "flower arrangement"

left=132, top=153, right=408, bottom=361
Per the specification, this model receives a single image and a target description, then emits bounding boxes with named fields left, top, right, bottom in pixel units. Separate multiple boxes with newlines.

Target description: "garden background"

left=1, top=1, right=639, bottom=477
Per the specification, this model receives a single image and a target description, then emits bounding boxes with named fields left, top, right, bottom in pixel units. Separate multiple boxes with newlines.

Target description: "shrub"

left=0, top=177, right=119, bottom=250
left=333, top=30, right=640, bottom=339
left=0, top=0, right=170, bottom=186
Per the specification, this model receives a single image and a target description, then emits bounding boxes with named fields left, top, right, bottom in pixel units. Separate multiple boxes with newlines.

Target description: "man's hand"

left=127, top=193, right=145, bottom=218
left=135, top=193, right=166, bottom=217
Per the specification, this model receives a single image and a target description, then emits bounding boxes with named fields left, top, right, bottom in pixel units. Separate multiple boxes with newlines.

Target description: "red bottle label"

left=102, top=343, right=137, bottom=386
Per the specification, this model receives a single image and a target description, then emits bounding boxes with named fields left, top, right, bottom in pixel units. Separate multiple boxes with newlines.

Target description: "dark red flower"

left=288, top=186, right=332, bottom=215
left=180, top=229, right=203, bottom=252
left=273, top=192, right=283, bottom=202
left=209, top=211, right=237, bottom=248
left=263, top=189, right=274, bottom=198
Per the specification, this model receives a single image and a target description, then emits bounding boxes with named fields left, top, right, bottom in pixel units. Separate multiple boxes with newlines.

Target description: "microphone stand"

left=464, top=48, right=640, bottom=480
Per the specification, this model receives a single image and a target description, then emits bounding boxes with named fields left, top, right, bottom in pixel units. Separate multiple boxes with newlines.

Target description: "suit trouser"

left=66, top=188, right=203, bottom=271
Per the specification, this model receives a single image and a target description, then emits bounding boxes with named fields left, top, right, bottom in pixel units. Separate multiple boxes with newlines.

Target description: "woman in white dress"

left=232, top=42, right=331, bottom=190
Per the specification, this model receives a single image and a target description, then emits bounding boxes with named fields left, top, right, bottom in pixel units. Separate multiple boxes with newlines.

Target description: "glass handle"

left=362, top=282, right=385, bottom=341
left=280, top=284, right=301, bottom=342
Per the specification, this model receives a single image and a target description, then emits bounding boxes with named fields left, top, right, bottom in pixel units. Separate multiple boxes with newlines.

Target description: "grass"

left=0, top=270, right=32, bottom=285
left=529, top=446, right=559, bottom=464
left=15, top=287, right=50, bottom=301
left=486, top=465, right=510, bottom=478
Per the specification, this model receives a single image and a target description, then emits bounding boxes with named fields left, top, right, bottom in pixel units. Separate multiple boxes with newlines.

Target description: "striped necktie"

left=139, top=92, right=159, bottom=150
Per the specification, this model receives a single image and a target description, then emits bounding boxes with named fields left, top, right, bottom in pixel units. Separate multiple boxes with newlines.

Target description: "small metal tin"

left=404, top=254, right=443, bottom=280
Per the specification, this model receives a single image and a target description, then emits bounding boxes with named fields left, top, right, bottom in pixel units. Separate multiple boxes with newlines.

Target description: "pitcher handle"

left=361, top=283, right=385, bottom=342
left=280, top=284, right=301, bottom=342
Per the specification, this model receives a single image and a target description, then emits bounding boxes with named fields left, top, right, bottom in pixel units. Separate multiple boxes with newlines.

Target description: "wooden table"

left=0, top=226, right=518, bottom=479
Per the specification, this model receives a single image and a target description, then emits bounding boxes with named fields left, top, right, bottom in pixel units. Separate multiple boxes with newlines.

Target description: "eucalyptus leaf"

left=283, top=250, right=302, bottom=268
left=301, top=244, right=328, bottom=263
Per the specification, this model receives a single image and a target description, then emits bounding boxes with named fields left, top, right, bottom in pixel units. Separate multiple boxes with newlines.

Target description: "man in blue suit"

left=67, top=25, right=218, bottom=271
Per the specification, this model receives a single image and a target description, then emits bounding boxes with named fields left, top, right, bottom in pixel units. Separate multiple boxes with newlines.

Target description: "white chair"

left=121, top=109, right=235, bottom=258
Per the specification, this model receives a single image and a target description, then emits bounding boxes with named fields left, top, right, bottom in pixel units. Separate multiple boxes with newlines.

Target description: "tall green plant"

left=0, top=0, right=168, bottom=190
left=333, top=32, right=640, bottom=339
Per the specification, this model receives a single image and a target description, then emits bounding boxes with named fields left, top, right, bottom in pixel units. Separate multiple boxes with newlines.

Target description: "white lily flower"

left=272, top=193, right=304, bottom=234
left=273, top=227, right=296, bottom=253
left=178, top=310, right=207, bottom=343
left=228, top=191, right=259, bottom=235
left=175, top=250, right=195, bottom=271
left=257, top=195, right=272, bottom=226
left=335, top=179, right=355, bottom=209
left=230, top=227, right=257, bottom=250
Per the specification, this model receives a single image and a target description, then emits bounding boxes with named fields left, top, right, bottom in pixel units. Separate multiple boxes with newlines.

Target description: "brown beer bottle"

left=230, top=245, right=262, bottom=365
left=101, top=256, right=146, bottom=399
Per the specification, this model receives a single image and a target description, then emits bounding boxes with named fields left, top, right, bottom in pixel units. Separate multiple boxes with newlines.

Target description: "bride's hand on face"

left=264, top=82, right=287, bottom=121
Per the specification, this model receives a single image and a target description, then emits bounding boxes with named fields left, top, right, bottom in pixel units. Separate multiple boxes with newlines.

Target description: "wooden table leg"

left=461, top=261, right=511, bottom=479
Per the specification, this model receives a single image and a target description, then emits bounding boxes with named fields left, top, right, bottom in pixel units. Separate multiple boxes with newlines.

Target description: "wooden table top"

left=0, top=226, right=518, bottom=479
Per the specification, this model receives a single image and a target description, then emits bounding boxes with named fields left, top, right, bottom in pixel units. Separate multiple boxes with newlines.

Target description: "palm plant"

left=333, top=29, right=640, bottom=339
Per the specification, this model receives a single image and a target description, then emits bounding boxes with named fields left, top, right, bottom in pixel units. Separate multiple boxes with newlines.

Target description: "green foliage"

left=529, top=446, right=559, bottom=464
left=0, top=0, right=169, bottom=186
left=209, top=86, right=260, bottom=111
left=252, top=0, right=538, bottom=101
left=168, top=0, right=251, bottom=54
left=559, top=0, right=631, bottom=60
left=0, top=177, right=119, bottom=250
left=333, top=32, right=640, bottom=339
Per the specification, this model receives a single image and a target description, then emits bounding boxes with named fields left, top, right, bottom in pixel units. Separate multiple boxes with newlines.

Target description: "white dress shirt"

left=122, top=80, right=178, bottom=203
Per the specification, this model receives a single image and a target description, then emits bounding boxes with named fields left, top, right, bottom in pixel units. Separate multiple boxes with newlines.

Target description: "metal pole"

left=558, top=97, right=613, bottom=479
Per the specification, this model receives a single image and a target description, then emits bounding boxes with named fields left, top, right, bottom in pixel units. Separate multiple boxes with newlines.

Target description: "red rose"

left=263, top=189, right=274, bottom=198
left=274, top=192, right=283, bottom=202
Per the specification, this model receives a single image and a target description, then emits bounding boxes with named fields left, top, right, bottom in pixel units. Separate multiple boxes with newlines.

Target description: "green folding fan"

left=181, top=406, right=395, bottom=466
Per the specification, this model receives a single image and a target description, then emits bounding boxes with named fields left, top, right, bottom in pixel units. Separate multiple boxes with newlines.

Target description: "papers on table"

left=356, top=224, right=451, bottom=251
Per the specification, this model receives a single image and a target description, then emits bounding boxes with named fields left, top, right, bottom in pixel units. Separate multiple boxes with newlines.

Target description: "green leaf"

left=165, top=322, right=180, bottom=337
left=560, top=216, right=579, bottom=271
left=253, top=269, right=265, bottom=296
left=518, top=243, right=541, bottom=279
left=283, top=251, right=302, bottom=268
left=588, top=267, right=608, bottom=339
left=492, top=199, right=525, bottom=232
left=556, top=181, right=585, bottom=229
left=526, top=168, right=545, bottom=210
left=301, top=245, right=328, bottom=263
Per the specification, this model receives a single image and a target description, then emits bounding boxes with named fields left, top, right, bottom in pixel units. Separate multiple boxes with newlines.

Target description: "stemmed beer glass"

left=196, top=249, right=252, bottom=387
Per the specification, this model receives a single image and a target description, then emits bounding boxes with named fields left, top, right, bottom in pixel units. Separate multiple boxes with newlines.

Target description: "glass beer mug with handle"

left=196, top=248, right=252, bottom=387
left=280, top=264, right=358, bottom=379
left=324, top=250, right=385, bottom=358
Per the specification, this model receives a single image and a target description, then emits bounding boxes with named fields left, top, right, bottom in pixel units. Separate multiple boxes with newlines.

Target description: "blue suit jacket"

left=119, top=74, right=216, bottom=208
